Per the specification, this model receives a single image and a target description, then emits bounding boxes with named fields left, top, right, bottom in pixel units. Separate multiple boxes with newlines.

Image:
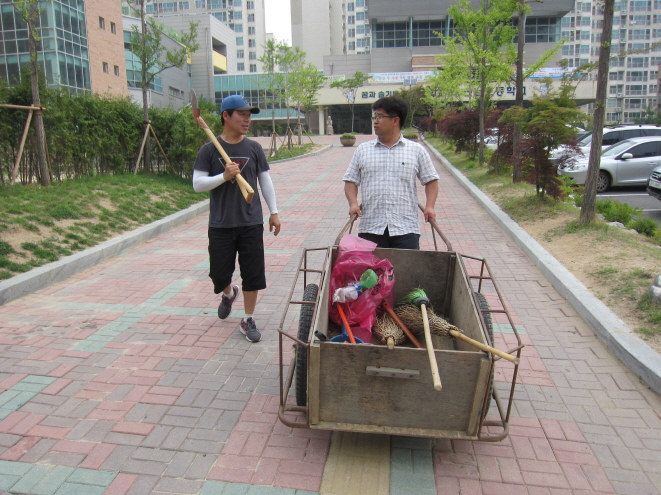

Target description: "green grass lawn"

left=0, top=174, right=204, bottom=280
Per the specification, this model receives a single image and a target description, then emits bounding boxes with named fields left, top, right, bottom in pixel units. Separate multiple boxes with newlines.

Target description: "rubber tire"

left=596, top=170, right=611, bottom=193
left=475, top=292, right=494, bottom=415
left=295, top=284, right=319, bottom=407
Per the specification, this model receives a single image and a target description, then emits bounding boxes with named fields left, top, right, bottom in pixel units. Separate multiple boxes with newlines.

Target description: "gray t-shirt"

left=194, top=136, right=270, bottom=228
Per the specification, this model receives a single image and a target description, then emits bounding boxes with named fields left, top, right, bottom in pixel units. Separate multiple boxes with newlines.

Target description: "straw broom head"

left=373, top=313, right=406, bottom=347
left=394, top=304, right=461, bottom=338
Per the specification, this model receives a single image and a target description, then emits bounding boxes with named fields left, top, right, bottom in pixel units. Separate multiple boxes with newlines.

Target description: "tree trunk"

left=27, top=2, right=49, bottom=186
left=580, top=0, right=614, bottom=224
left=478, top=65, right=487, bottom=166
left=512, top=5, right=526, bottom=182
left=140, top=1, right=151, bottom=173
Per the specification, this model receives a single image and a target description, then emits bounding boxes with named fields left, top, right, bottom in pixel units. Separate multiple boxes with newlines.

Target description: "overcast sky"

left=264, top=0, right=292, bottom=45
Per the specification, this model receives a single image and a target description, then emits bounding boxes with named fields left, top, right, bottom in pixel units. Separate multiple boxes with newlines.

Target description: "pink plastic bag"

left=329, top=234, right=395, bottom=342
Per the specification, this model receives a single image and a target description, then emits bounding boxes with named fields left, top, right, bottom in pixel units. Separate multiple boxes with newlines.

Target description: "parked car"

left=551, top=124, right=661, bottom=164
left=557, top=136, right=661, bottom=193
left=647, top=166, right=661, bottom=200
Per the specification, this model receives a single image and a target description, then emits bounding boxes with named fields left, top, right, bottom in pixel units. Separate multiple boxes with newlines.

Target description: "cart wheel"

left=475, top=292, right=494, bottom=415
left=295, top=284, right=319, bottom=407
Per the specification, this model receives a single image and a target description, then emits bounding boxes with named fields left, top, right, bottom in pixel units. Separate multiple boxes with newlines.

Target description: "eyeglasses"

left=372, top=115, right=395, bottom=121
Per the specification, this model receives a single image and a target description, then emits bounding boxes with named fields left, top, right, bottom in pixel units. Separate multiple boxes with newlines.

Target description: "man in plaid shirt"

left=343, top=96, right=439, bottom=249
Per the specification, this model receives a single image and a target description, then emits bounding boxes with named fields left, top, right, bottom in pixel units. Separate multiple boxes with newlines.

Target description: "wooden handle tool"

left=420, top=303, right=442, bottom=391
left=336, top=304, right=356, bottom=344
left=199, top=126, right=254, bottom=203
left=382, top=302, right=423, bottom=349
left=448, top=329, right=520, bottom=364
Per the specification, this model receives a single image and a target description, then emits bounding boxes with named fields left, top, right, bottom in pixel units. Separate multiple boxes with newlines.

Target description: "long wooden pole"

left=0, top=104, right=46, bottom=110
left=11, top=109, right=34, bottom=184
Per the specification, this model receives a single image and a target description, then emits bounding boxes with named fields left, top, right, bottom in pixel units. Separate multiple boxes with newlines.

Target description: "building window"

left=579, top=30, right=590, bottom=40
left=628, top=56, right=650, bottom=67
left=213, top=11, right=227, bottom=22
left=348, top=28, right=355, bottom=38
left=630, top=29, right=651, bottom=39
left=356, top=0, right=365, bottom=6
left=237, top=49, right=244, bottom=58
left=373, top=20, right=445, bottom=48
left=234, top=0, right=242, bottom=6
left=348, top=41, right=356, bottom=50
left=357, top=25, right=366, bottom=34
left=627, top=71, right=648, bottom=81
left=99, top=17, right=105, bottom=29
left=348, top=2, right=355, bottom=11
left=114, top=65, right=120, bottom=76
left=248, top=13, right=255, bottom=22
left=195, top=0, right=206, bottom=7
left=519, top=17, right=561, bottom=43
left=234, top=24, right=243, bottom=32
left=237, top=62, right=245, bottom=71
left=103, top=62, right=109, bottom=73
left=249, top=64, right=257, bottom=72
left=580, top=16, right=591, bottom=26
left=249, top=51, right=257, bottom=60
left=232, top=11, right=242, bottom=20
left=236, top=36, right=244, bottom=46
left=248, top=26, right=256, bottom=35
left=179, top=1, right=190, bottom=9
left=169, top=86, right=184, bottom=98
left=626, top=84, right=647, bottom=95
left=356, top=12, right=366, bottom=21
left=630, top=0, right=651, bottom=11
left=247, top=1, right=254, bottom=8
left=348, top=15, right=355, bottom=25
left=248, top=39, right=256, bottom=47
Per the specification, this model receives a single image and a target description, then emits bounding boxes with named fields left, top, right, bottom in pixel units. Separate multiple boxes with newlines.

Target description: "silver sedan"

left=557, top=136, right=661, bottom=193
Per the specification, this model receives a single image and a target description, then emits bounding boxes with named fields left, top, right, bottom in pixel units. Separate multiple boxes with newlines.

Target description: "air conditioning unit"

left=617, top=92, right=623, bottom=97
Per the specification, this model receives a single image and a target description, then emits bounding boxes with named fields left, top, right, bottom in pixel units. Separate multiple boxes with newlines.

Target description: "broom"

left=397, top=288, right=442, bottom=391
left=373, top=313, right=406, bottom=349
left=395, top=304, right=520, bottom=365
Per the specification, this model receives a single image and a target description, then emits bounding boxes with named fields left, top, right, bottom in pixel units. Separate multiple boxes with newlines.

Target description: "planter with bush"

left=340, top=133, right=356, bottom=146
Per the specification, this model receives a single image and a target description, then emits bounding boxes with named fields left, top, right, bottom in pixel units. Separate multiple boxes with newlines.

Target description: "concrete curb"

left=0, top=200, right=210, bottom=306
left=269, top=143, right=333, bottom=164
left=424, top=139, right=661, bottom=396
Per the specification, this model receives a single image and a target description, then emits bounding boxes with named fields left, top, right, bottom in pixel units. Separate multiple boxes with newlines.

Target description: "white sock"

left=244, top=314, right=253, bottom=320
left=225, top=287, right=236, bottom=299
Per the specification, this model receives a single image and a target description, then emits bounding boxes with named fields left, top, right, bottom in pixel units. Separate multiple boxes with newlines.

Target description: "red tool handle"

left=382, top=302, right=423, bottom=349
left=336, top=304, right=356, bottom=344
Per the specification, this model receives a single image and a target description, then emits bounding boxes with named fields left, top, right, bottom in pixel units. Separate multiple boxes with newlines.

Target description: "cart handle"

left=418, top=203, right=453, bottom=251
left=334, top=213, right=360, bottom=245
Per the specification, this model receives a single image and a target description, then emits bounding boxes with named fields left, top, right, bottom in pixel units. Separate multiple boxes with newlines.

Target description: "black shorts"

left=208, top=224, right=266, bottom=293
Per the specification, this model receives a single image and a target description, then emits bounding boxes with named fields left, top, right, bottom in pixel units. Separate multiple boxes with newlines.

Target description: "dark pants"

left=358, top=227, right=420, bottom=250
left=208, top=225, right=266, bottom=294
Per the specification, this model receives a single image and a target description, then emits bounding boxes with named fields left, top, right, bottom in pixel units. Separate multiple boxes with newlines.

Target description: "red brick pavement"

left=0, top=135, right=658, bottom=494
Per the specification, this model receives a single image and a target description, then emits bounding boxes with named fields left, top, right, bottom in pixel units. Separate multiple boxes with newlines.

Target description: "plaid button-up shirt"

left=343, top=135, right=439, bottom=236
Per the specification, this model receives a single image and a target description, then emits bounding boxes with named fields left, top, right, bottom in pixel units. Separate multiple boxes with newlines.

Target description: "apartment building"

left=563, top=0, right=661, bottom=123
left=0, top=0, right=125, bottom=96
left=141, top=0, right=267, bottom=74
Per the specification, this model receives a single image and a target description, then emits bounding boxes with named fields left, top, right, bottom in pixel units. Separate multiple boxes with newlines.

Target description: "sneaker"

left=240, top=317, right=261, bottom=342
left=218, top=285, right=240, bottom=319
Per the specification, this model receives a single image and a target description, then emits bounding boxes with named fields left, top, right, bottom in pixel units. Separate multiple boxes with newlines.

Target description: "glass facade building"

left=215, top=74, right=301, bottom=119
left=0, top=0, right=90, bottom=93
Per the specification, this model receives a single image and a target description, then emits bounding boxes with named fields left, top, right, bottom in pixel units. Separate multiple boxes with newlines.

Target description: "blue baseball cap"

left=221, top=94, right=260, bottom=114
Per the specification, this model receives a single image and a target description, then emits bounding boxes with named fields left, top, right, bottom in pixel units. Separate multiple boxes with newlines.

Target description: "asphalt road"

left=598, top=185, right=661, bottom=226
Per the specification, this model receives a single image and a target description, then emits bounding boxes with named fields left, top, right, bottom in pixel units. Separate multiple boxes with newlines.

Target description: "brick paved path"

left=0, top=135, right=659, bottom=494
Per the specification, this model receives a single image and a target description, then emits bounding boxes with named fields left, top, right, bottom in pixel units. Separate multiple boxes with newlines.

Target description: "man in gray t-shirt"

left=193, top=95, right=281, bottom=343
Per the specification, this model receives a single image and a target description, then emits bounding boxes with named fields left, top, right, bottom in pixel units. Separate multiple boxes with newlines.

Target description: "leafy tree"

left=289, top=63, right=325, bottom=139
left=438, top=109, right=481, bottom=156
left=501, top=80, right=585, bottom=198
left=436, top=0, right=519, bottom=166
left=276, top=45, right=306, bottom=131
left=330, top=71, right=369, bottom=134
left=124, top=0, right=198, bottom=172
left=13, top=0, right=53, bottom=186
left=398, top=85, right=426, bottom=128
left=581, top=0, right=615, bottom=225
left=511, top=1, right=561, bottom=183
left=259, top=39, right=286, bottom=134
